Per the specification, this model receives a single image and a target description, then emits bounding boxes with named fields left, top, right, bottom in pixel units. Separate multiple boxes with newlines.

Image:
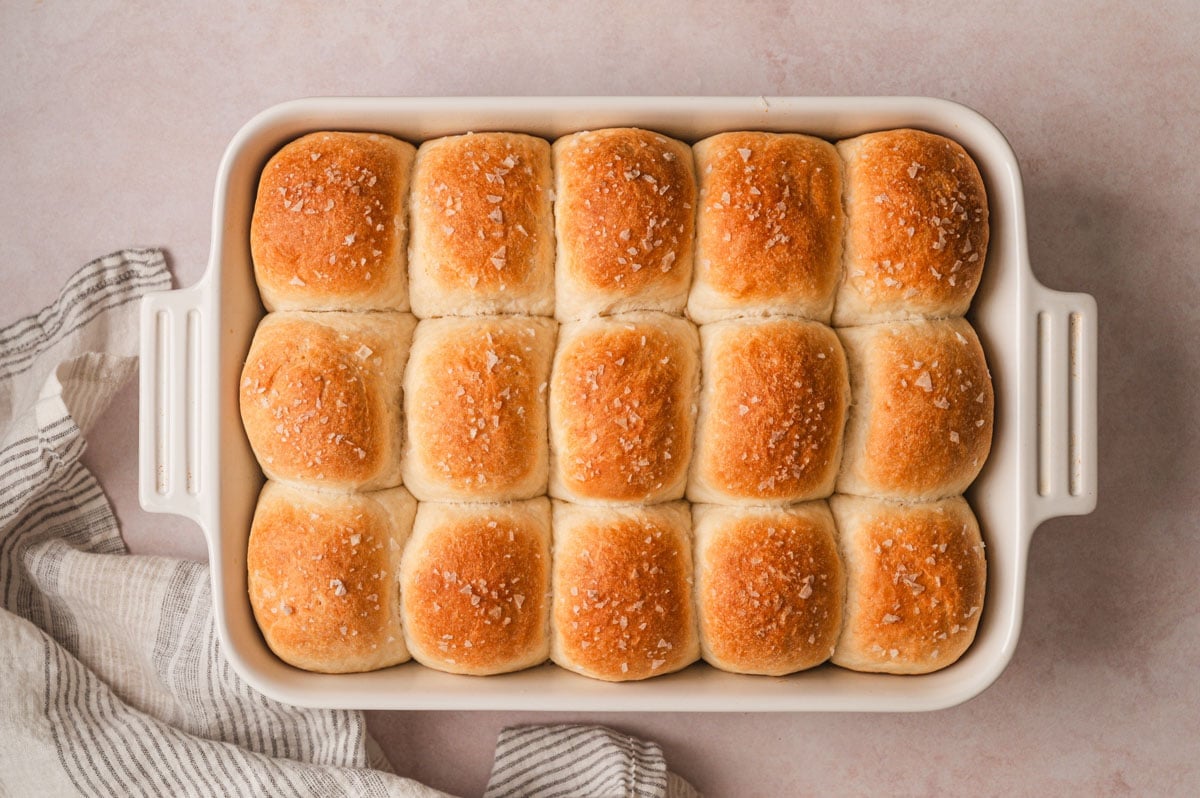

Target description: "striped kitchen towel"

left=484, top=725, right=699, bottom=798
left=0, top=249, right=699, bottom=798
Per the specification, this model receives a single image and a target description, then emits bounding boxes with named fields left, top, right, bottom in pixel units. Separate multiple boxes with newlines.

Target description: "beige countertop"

left=3, top=2, right=1198, bottom=795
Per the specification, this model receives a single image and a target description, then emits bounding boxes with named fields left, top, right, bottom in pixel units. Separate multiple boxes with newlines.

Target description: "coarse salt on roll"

left=403, top=315, right=556, bottom=502
left=247, top=481, right=415, bottom=673
left=689, top=317, right=849, bottom=505
left=834, top=128, right=988, bottom=326
left=553, top=128, right=696, bottom=320
left=690, top=131, right=844, bottom=324
left=409, top=132, right=555, bottom=318
left=693, top=501, right=844, bottom=676
left=549, top=312, right=699, bottom=505
left=239, top=311, right=414, bottom=493
left=400, top=499, right=551, bottom=675
left=251, top=131, right=415, bottom=312
left=830, top=494, right=986, bottom=674
left=551, top=501, right=699, bottom=681
left=837, top=318, right=993, bottom=501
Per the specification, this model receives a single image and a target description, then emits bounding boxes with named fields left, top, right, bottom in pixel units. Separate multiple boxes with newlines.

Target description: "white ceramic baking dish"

left=138, top=97, right=1096, bottom=711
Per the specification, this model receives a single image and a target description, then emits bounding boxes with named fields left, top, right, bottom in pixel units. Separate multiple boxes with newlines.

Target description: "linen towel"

left=0, top=249, right=699, bottom=798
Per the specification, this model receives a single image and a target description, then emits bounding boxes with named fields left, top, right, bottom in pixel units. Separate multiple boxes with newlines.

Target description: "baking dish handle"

left=1029, top=281, right=1098, bottom=525
left=138, top=285, right=209, bottom=527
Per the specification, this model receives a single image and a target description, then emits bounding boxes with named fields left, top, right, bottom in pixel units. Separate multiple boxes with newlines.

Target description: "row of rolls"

left=251, top=485, right=985, bottom=679
left=242, top=124, right=992, bottom=680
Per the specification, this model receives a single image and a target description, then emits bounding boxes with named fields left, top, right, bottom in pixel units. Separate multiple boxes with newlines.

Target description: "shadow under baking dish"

left=138, top=96, right=1097, bottom=711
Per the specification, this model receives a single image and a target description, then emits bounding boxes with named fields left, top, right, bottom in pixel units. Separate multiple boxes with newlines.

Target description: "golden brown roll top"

left=549, top=312, right=699, bottom=504
left=551, top=502, right=699, bottom=681
left=553, top=128, right=696, bottom=320
left=689, top=132, right=845, bottom=324
left=830, top=494, right=986, bottom=674
left=837, top=318, right=993, bottom=501
left=400, top=499, right=551, bottom=675
left=409, top=132, right=555, bottom=318
left=689, top=318, right=849, bottom=504
left=251, top=131, right=415, bottom=312
left=247, top=482, right=415, bottom=673
left=834, top=128, right=989, bottom=326
left=239, top=311, right=414, bottom=492
left=693, top=502, right=844, bottom=676
left=403, top=316, right=556, bottom=502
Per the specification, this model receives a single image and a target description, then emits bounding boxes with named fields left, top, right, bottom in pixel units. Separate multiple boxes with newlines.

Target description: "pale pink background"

left=3, top=2, right=1199, bottom=795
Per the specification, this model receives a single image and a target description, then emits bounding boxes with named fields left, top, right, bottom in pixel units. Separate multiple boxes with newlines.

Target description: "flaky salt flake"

left=737, top=147, right=752, bottom=162
left=330, top=579, right=347, bottom=597
left=915, top=371, right=933, bottom=392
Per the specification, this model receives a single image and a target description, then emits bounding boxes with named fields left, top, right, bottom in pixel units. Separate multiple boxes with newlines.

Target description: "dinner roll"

left=693, top=502, right=844, bottom=676
left=837, top=318, right=993, bottom=500
left=829, top=494, right=986, bottom=674
left=240, top=311, right=414, bottom=492
left=689, top=132, right=844, bottom=324
left=549, top=312, right=699, bottom=504
left=251, top=131, right=415, bottom=312
left=400, top=499, right=551, bottom=675
left=409, top=133, right=555, bottom=318
left=247, top=481, right=415, bottom=673
left=551, top=502, right=699, bottom=681
left=689, top=318, right=849, bottom=505
left=834, top=128, right=989, bottom=326
left=403, top=316, right=556, bottom=502
left=553, top=128, right=696, bottom=320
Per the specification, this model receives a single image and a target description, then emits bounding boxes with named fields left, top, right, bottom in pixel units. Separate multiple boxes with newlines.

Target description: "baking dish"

left=138, top=97, right=1097, bottom=711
